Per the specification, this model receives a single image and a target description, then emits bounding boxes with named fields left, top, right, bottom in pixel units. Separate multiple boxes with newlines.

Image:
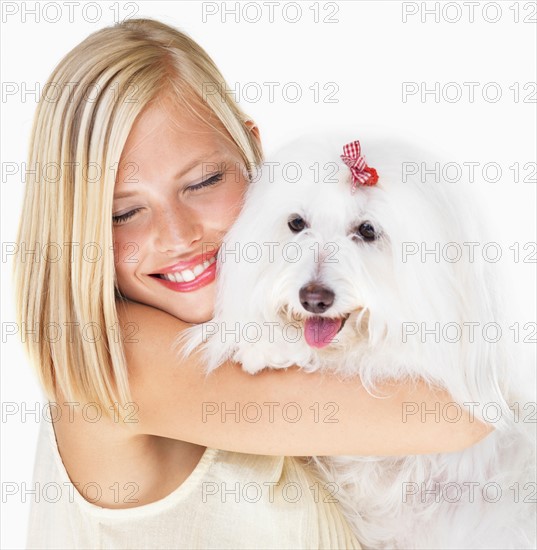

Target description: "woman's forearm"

left=122, top=300, right=492, bottom=456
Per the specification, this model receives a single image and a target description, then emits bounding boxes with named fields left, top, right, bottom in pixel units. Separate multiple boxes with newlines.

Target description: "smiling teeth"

left=160, top=256, right=216, bottom=283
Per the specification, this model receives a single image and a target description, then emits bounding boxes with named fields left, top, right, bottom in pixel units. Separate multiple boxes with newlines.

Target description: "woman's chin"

left=165, top=297, right=215, bottom=324
left=181, top=311, right=214, bottom=324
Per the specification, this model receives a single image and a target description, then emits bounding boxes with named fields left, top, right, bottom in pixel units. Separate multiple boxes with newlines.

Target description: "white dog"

left=179, top=134, right=536, bottom=549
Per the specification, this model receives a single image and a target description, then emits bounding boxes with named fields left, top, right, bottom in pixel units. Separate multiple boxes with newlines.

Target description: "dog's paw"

left=232, top=343, right=298, bottom=374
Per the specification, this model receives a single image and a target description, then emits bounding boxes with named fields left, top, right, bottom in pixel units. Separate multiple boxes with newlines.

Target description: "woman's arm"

left=119, top=300, right=492, bottom=456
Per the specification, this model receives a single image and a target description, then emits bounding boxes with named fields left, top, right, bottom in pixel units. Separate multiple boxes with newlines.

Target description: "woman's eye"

left=187, top=172, right=224, bottom=192
left=288, top=214, right=307, bottom=233
left=112, top=208, right=141, bottom=225
left=355, top=221, right=377, bottom=242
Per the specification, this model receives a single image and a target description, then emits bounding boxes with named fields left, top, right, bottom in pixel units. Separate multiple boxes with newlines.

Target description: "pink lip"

left=152, top=261, right=217, bottom=293
left=156, top=246, right=219, bottom=275
left=149, top=245, right=219, bottom=293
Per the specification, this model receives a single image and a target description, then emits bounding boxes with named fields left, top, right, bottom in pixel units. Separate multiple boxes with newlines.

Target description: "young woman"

left=14, top=18, right=491, bottom=549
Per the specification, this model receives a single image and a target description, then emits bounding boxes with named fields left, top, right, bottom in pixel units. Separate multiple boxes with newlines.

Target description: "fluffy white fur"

left=178, top=134, right=536, bottom=549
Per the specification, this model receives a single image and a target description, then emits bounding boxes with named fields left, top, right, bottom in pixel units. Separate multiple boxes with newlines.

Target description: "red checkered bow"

left=340, top=140, right=379, bottom=193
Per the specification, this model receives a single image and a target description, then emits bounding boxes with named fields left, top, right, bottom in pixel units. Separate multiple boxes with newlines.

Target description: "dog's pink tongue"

left=304, top=317, right=342, bottom=348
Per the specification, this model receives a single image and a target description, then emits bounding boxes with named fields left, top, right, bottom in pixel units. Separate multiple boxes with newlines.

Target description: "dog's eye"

left=355, top=221, right=377, bottom=242
left=288, top=215, right=307, bottom=233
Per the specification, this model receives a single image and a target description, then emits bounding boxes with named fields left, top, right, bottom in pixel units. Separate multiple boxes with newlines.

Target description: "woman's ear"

left=245, top=120, right=262, bottom=151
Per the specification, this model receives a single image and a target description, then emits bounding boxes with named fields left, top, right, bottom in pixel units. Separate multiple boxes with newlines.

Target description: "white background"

left=1, top=1, right=536, bottom=548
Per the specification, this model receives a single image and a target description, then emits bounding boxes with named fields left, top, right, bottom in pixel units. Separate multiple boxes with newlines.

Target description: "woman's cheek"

left=209, top=180, right=249, bottom=225
left=115, top=240, right=143, bottom=267
left=113, top=222, right=146, bottom=262
left=113, top=231, right=144, bottom=291
left=113, top=246, right=134, bottom=294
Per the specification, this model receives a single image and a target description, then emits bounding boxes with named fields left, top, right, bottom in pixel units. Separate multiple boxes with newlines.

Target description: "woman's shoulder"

left=115, top=299, right=191, bottom=363
left=50, top=399, right=209, bottom=509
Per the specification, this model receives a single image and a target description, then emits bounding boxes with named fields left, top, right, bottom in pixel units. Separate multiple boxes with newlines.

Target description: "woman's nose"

left=154, top=205, right=203, bottom=254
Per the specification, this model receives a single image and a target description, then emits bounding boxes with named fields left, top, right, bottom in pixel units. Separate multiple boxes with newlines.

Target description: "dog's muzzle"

left=299, top=283, right=335, bottom=314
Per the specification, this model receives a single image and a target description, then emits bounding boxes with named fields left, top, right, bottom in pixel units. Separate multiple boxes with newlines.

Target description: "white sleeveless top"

left=27, top=407, right=361, bottom=549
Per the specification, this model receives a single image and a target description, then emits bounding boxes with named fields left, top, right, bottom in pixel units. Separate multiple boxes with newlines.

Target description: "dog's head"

left=231, top=137, right=484, bottom=348
left=211, top=133, right=515, bottom=405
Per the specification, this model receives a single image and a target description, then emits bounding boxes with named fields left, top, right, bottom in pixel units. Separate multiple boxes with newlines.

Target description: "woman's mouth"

left=150, top=255, right=217, bottom=293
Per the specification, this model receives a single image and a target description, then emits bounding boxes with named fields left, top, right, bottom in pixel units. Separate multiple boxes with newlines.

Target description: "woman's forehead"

left=120, top=95, right=231, bottom=160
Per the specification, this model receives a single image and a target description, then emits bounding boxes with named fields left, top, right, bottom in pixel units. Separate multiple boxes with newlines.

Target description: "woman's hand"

left=120, top=300, right=493, bottom=456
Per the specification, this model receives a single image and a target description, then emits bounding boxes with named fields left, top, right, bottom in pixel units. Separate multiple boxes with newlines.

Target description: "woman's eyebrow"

left=113, top=151, right=226, bottom=200
left=113, top=189, right=139, bottom=200
left=171, top=151, right=222, bottom=181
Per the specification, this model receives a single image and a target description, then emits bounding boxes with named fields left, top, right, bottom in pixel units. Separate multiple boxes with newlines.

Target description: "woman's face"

left=113, top=94, right=257, bottom=323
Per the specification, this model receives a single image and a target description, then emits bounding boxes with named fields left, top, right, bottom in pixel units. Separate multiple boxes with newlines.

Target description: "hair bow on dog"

left=340, top=140, right=379, bottom=193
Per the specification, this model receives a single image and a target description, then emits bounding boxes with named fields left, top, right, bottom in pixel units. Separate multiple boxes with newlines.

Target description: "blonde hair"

left=13, top=18, right=263, bottom=418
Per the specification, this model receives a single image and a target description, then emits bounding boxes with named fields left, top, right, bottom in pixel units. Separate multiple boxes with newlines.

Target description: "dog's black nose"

left=299, top=284, right=335, bottom=314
